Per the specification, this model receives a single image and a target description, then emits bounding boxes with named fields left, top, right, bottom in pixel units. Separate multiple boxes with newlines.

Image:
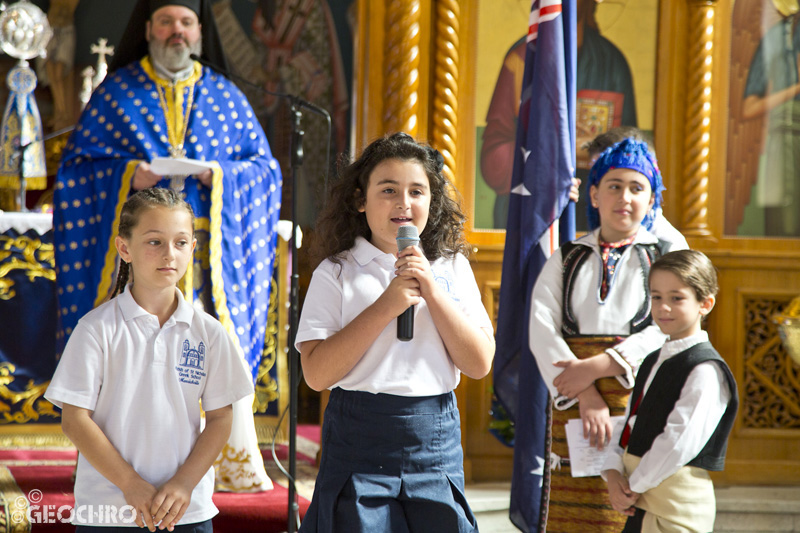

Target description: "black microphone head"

left=189, top=53, right=201, bottom=61
left=396, top=225, right=420, bottom=251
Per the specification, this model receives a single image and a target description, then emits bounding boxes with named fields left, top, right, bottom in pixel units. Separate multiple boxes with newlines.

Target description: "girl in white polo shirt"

left=46, top=188, right=254, bottom=532
left=296, top=132, right=495, bottom=532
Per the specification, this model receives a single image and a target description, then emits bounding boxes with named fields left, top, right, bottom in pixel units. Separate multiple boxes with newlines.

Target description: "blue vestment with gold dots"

left=53, top=58, right=283, bottom=380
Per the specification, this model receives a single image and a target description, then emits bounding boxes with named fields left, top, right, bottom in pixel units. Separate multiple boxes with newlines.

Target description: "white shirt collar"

left=660, top=330, right=709, bottom=358
left=351, top=236, right=395, bottom=267
left=117, top=285, right=193, bottom=326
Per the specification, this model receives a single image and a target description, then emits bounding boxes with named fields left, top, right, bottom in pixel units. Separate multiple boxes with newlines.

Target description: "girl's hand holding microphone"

left=395, top=244, right=435, bottom=299
left=380, top=270, right=422, bottom=316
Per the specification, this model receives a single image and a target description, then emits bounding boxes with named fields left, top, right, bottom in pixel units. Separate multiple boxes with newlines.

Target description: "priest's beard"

left=149, top=34, right=202, bottom=73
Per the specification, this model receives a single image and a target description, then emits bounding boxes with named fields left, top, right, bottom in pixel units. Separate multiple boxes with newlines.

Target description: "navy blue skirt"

left=299, top=388, right=478, bottom=532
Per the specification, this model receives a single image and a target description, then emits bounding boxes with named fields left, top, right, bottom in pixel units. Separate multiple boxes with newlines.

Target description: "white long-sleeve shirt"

left=601, top=331, right=731, bottom=493
left=529, top=228, right=687, bottom=409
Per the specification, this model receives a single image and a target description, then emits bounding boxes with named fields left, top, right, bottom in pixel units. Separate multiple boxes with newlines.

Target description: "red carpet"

left=1, top=438, right=314, bottom=532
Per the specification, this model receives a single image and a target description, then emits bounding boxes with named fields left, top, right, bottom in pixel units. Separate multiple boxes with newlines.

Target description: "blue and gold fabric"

left=53, top=57, right=283, bottom=380
left=0, top=213, right=60, bottom=424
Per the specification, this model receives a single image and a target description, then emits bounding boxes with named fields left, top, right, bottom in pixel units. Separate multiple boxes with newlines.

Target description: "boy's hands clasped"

left=605, top=469, right=639, bottom=516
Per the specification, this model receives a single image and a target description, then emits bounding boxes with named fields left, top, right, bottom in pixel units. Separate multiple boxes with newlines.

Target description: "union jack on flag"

left=528, top=0, right=563, bottom=42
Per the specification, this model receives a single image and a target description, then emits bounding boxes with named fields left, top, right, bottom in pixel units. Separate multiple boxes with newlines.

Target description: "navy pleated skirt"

left=299, top=388, right=478, bottom=533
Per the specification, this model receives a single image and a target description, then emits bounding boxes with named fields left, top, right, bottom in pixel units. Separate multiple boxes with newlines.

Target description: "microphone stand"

left=16, top=142, right=27, bottom=213
left=190, top=55, right=329, bottom=533
left=287, top=101, right=303, bottom=533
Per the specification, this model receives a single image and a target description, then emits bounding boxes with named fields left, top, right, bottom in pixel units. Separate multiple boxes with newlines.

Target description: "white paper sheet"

left=565, top=415, right=625, bottom=477
left=150, top=157, right=215, bottom=176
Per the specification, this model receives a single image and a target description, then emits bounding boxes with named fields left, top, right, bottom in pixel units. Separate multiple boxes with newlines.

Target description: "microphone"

left=396, top=225, right=420, bottom=342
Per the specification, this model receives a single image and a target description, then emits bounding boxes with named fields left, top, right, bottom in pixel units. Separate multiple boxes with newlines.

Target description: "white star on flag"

left=529, top=455, right=546, bottom=488
left=511, top=146, right=533, bottom=196
left=511, top=183, right=532, bottom=196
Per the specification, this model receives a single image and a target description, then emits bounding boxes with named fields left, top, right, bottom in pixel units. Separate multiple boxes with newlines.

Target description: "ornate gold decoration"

left=742, top=297, right=800, bottom=428
left=680, top=1, right=715, bottom=237
left=773, top=295, right=800, bottom=366
left=254, top=235, right=288, bottom=440
left=384, top=0, right=421, bottom=136
left=0, top=364, right=59, bottom=425
left=0, top=235, right=55, bottom=300
left=253, top=275, right=280, bottom=412
left=431, top=0, right=460, bottom=183
left=0, top=431, right=73, bottom=449
left=0, top=466, right=30, bottom=533
left=212, top=443, right=267, bottom=492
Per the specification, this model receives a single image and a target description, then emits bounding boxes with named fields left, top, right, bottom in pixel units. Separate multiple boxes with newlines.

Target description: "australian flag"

left=492, top=0, right=576, bottom=531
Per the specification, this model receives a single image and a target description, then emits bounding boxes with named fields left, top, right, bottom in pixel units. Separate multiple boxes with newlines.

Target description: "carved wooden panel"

left=742, top=297, right=800, bottom=429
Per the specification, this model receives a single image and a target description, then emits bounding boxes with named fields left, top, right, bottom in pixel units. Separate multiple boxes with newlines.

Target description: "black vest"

left=624, top=342, right=739, bottom=471
left=560, top=238, right=670, bottom=336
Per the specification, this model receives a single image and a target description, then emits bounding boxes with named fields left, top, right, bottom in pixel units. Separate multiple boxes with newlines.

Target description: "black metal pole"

left=287, top=102, right=304, bottom=533
left=17, top=142, right=27, bottom=212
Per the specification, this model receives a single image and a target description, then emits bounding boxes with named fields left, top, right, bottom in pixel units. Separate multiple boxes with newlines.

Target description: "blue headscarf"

left=586, top=137, right=664, bottom=231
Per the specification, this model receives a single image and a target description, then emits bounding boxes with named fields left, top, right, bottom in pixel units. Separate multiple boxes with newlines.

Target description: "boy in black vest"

left=602, top=250, right=738, bottom=532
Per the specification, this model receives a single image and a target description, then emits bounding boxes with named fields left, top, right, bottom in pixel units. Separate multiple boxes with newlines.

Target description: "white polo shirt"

left=45, top=286, right=254, bottom=526
left=296, top=236, right=492, bottom=396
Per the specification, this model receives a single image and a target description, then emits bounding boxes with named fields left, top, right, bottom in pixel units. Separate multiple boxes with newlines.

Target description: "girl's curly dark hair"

left=310, top=132, right=469, bottom=268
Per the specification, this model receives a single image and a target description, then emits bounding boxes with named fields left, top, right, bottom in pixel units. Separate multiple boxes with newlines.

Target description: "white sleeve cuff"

left=554, top=395, right=578, bottom=410
left=607, top=348, right=635, bottom=389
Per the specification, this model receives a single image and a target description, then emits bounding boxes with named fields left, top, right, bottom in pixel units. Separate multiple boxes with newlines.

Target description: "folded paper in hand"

left=150, top=157, right=215, bottom=176
left=565, top=416, right=625, bottom=477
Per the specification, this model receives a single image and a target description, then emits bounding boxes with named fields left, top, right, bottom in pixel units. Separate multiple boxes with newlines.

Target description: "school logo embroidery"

left=433, top=267, right=460, bottom=303
left=180, top=340, right=205, bottom=369
left=176, top=340, right=207, bottom=386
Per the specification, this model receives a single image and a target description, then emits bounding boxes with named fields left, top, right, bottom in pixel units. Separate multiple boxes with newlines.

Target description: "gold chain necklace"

left=155, top=80, right=195, bottom=190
